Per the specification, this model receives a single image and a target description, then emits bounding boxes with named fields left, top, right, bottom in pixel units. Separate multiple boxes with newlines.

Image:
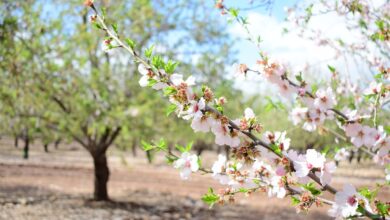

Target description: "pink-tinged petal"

left=138, top=75, right=149, bottom=87
left=170, top=73, right=183, bottom=85
left=152, top=82, right=167, bottom=90
left=138, top=64, right=148, bottom=75
left=185, top=76, right=196, bottom=86
left=294, top=161, right=310, bottom=178
left=344, top=123, right=361, bottom=137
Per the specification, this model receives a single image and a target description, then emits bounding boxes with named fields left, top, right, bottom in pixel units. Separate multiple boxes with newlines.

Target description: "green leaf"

left=384, top=126, right=390, bottom=135
left=374, top=73, right=382, bottom=79
left=157, top=139, right=167, bottom=150
left=101, top=7, right=107, bottom=18
left=321, top=146, right=330, bottom=155
left=145, top=45, right=154, bottom=59
left=327, top=65, right=336, bottom=73
left=165, top=155, right=177, bottom=165
left=175, top=144, right=186, bottom=153
left=229, top=8, right=239, bottom=18
left=164, top=60, right=179, bottom=74
left=111, top=23, right=118, bottom=35
left=151, top=55, right=164, bottom=69
left=141, top=140, right=155, bottom=151
left=163, top=86, right=177, bottom=96
left=147, top=78, right=158, bottom=87
left=311, top=84, right=318, bottom=94
left=185, top=141, right=193, bottom=152
left=93, top=23, right=103, bottom=30
left=166, top=104, right=177, bottom=116
left=302, top=182, right=321, bottom=196
left=125, top=38, right=136, bottom=49
left=295, top=72, right=303, bottom=82
left=376, top=202, right=389, bottom=216
left=239, top=188, right=249, bottom=193
left=202, top=188, right=219, bottom=208
left=216, top=105, right=223, bottom=113
left=291, top=196, right=300, bottom=205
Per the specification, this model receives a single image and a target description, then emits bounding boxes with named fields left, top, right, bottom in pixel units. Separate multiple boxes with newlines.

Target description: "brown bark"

left=92, top=152, right=110, bottom=201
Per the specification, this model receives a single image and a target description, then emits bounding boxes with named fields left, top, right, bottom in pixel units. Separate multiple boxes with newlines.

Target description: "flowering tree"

left=84, top=0, right=390, bottom=218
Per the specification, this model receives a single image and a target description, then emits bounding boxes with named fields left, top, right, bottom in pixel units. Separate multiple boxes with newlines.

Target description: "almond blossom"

left=268, top=176, right=287, bottom=198
left=328, top=184, right=372, bottom=219
left=364, top=82, right=382, bottom=95
left=211, top=154, right=229, bottom=184
left=290, top=107, right=308, bottom=125
left=316, top=161, right=337, bottom=186
left=313, top=88, right=337, bottom=111
left=138, top=64, right=167, bottom=90
left=173, top=152, right=199, bottom=180
left=344, top=123, right=377, bottom=148
left=212, top=121, right=240, bottom=147
left=263, top=131, right=291, bottom=151
left=244, top=107, right=255, bottom=120
left=334, top=148, right=351, bottom=161
left=293, top=149, right=325, bottom=179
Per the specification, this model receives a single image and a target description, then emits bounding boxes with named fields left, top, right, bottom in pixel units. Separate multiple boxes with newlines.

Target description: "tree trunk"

left=92, top=152, right=110, bottom=201
left=131, top=139, right=137, bottom=157
left=14, top=136, right=18, bottom=148
left=357, top=150, right=362, bottom=163
left=224, top=145, right=230, bottom=160
left=54, top=138, right=61, bottom=149
left=44, top=144, right=49, bottom=153
left=349, top=151, right=355, bottom=163
left=146, top=150, right=153, bottom=164
left=23, top=136, right=29, bottom=159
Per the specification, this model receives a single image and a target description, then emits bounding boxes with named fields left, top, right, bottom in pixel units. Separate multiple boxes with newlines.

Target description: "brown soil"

left=0, top=138, right=387, bottom=219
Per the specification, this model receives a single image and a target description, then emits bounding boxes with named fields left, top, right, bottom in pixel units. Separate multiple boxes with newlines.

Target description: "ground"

left=0, top=138, right=388, bottom=220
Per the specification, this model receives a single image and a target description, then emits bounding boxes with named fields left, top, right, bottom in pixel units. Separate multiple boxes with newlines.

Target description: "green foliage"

left=202, top=188, right=220, bottom=208
left=125, top=38, right=136, bottom=49
left=301, top=182, right=322, bottom=196
left=175, top=142, right=193, bottom=153
left=291, top=196, right=300, bottom=205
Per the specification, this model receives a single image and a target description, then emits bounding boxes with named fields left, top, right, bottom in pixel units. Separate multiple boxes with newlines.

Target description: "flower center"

left=307, top=163, right=313, bottom=169
left=193, top=104, right=199, bottom=113
left=347, top=196, right=357, bottom=206
left=185, top=160, right=191, bottom=168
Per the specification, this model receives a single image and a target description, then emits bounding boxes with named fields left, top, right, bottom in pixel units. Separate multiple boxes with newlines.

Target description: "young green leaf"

left=125, top=38, right=136, bottom=49
left=145, top=45, right=154, bottom=59
left=202, top=188, right=220, bottom=208
left=166, top=104, right=177, bottom=116
left=141, top=140, right=155, bottom=151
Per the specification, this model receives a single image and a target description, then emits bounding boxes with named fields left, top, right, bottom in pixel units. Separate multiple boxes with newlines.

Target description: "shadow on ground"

left=0, top=185, right=331, bottom=220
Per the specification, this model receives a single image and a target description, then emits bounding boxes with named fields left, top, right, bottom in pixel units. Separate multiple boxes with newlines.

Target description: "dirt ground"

left=0, top=138, right=388, bottom=220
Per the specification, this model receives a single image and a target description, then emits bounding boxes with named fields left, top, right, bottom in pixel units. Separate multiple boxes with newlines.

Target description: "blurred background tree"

left=0, top=0, right=240, bottom=200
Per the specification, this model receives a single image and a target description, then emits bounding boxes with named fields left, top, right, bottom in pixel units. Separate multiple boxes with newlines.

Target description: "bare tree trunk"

left=23, top=135, right=29, bottom=159
left=131, top=139, right=137, bottom=157
left=92, top=152, right=110, bottom=201
left=357, top=150, right=362, bottom=163
left=14, top=136, right=18, bottom=148
left=44, top=143, right=49, bottom=153
left=54, top=138, right=61, bottom=149
left=146, top=150, right=153, bottom=164
left=349, top=151, right=355, bottom=163
left=224, top=145, right=230, bottom=160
